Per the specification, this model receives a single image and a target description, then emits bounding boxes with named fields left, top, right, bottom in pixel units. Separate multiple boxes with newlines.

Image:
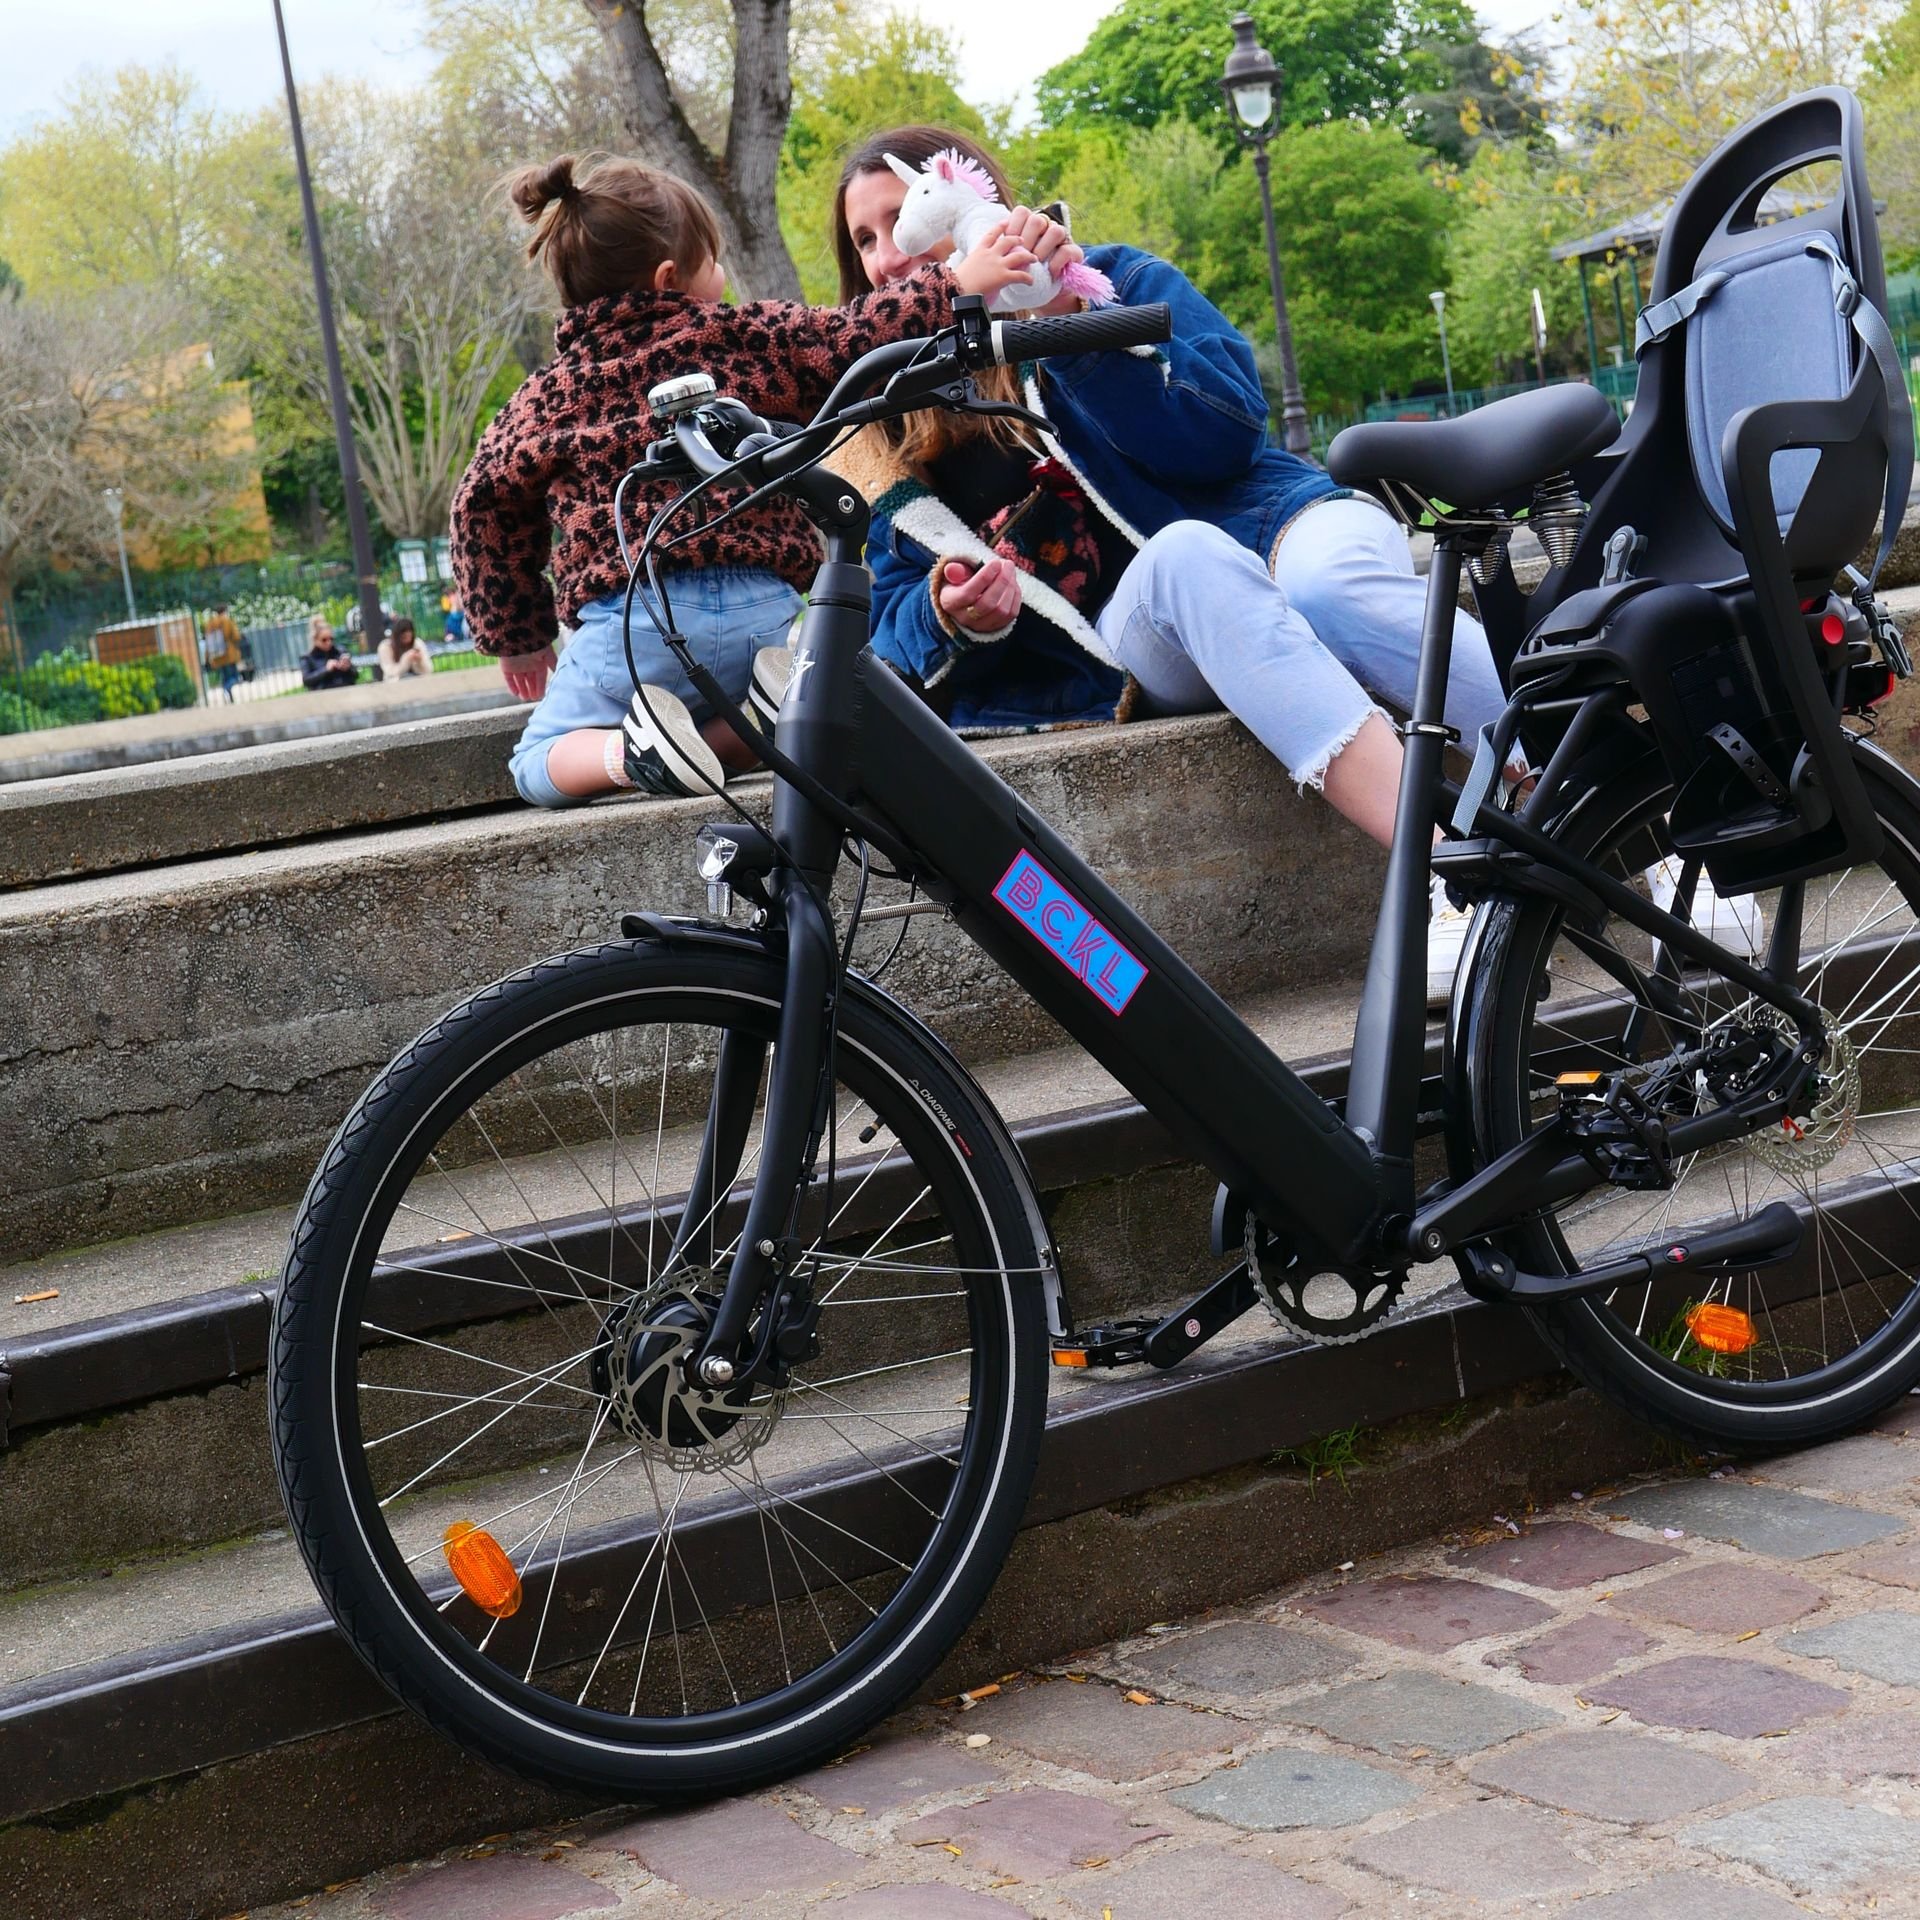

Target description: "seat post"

left=1344, top=529, right=1481, bottom=1223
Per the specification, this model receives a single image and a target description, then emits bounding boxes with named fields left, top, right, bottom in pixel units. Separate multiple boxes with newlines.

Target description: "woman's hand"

left=951, top=225, right=1038, bottom=301
left=501, top=644, right=555, bottom=701
left=1000, top=205, right=1084, bottom=278
left=937, top=557, right=1021, bottom=634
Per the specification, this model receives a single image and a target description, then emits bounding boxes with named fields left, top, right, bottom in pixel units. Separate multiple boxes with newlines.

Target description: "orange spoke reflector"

left=443, top=1521, right=523, bottom=1618
left=1051, top=1349, right=1089, bottom=1368
left=1684, top=1302, right=1759, bottom=1355
left=1556, top=1071, right=1604, bottom=1087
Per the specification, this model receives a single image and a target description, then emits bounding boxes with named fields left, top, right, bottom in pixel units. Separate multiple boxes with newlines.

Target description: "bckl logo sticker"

left=993, top=851, right=1147, bottom=1015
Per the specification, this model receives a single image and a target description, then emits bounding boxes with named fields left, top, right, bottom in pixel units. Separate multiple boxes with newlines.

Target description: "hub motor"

left=590, top=1280, right=785, bottom=1473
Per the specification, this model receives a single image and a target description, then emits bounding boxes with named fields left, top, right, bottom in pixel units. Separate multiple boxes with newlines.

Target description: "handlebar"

left=989, top=301, right=1172, bottom=364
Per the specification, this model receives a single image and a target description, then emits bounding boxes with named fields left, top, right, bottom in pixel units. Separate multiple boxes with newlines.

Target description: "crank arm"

left=1052, top=1263, right=1258, bottom=1371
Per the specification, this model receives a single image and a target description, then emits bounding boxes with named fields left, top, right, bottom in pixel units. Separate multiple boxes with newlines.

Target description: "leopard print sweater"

left=450, top=270, right=956, bottom=657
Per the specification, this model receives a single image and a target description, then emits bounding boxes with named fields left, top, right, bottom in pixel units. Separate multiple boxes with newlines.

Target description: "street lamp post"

left=270, top=0, right=385, bottom=653
left=103, top=487, right=136, bottom=622
left=1531, top=287, right=1549, bottom=387
left=1429, top=290, right=1455, bottom=415
left=1220, top=13, right=1311, bottom=457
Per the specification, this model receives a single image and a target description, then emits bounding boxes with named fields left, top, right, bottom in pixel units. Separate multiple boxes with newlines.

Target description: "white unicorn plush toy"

left=884, top=149, right=1115, bottom=313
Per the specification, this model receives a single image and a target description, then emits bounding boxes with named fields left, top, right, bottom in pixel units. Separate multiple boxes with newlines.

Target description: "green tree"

left=1864, top=0, right=1920, bottom=267
left=1399, top=31, right=1552, bottom=165
left=1196, top=119, right=1453, bottom=413
left=1561, top=0, right=1886, bottom=217
left=1035, top=0, right=1476, bottom=151
left=778, top=12, right=983, bottom=298
left=1441, top=141, right=1587, bottom=386
left=0, top=61, right=279, bottom=298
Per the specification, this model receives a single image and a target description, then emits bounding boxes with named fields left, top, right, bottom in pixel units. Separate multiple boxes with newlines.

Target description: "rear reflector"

left=1684, top=1301, right=1759, bottom=1355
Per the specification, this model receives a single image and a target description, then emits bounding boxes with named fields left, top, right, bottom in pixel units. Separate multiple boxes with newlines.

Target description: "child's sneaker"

left=622, top=685, right=723, bottom=797
left=747, top=646, right=791, bottom=731
left=1427, top=873, right=1473, bottom=1007
left=1647, top=854, right=1767, bottom=960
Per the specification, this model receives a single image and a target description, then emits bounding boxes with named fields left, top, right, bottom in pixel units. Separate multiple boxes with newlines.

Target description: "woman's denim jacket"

left=863, top=246, right=1338, bottom=731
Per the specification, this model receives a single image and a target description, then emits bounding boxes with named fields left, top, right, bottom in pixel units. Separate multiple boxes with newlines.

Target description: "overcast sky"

left=3, top=0, right=1555, bottom=143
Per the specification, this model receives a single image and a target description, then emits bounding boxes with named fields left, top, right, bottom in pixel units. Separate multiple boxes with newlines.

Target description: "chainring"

left=1244, top=1218, right=1408, bottom=1346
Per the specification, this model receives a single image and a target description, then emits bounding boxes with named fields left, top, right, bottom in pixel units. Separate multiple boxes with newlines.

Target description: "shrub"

left=145, top=653, right=197, bottom=709
left=0, top=687, right=59, bottom=735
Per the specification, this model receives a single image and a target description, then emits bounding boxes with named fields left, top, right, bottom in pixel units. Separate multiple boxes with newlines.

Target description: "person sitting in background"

left=201, top=603, right=246, bottom=701
left=378, top=616, right=432, bottom=680
left=301, top=615, right=360, bottom=691
left=442, top=595, right=469, bottom=648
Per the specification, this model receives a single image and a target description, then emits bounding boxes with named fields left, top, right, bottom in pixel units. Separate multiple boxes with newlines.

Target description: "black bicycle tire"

left=270, top=939, right=1049, bottom=1800
left=1464, top=736, right=1920, bottom=1452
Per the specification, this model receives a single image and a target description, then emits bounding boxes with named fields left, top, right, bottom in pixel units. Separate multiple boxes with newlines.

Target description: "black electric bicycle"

left=272, top=92, right=1920, bottom=1801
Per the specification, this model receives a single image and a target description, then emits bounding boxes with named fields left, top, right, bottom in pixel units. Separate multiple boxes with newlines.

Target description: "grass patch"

left=1270, top=1423, right=1368, bottom=1494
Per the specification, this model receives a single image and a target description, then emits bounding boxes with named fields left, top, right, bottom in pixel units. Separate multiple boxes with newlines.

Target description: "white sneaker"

left=1646, top=855, right=1766, bottom=960
left=747, top=645, right=791, bottom=731
left=1427, top=874, right=1473, bottom=1007
left=621, top=685, right=723, bottom=798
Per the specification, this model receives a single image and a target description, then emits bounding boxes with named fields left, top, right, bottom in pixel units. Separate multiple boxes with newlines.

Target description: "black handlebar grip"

left=992, top=301, right=1172, bottom=365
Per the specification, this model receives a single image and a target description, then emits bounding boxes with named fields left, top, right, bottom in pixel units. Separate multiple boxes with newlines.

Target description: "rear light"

left=1683, top=1301, right=1759, bottom=1355
left=443, top=1521, right=523, bottom=1617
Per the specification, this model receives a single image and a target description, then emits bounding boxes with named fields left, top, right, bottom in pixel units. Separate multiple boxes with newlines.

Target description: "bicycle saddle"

left=1328, top=383, right=1621, bottom=510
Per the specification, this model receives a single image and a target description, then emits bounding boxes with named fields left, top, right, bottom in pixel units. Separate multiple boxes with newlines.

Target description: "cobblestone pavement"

left=252, top=1400, right=1920, bottom=1919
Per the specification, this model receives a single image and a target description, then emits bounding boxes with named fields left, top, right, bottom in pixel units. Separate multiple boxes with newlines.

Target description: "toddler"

left=452, top=152, right=1070, bottom=804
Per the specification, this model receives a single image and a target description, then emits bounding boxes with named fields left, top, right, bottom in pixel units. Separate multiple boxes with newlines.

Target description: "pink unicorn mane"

left=931, top=148, right=1000, bottom=203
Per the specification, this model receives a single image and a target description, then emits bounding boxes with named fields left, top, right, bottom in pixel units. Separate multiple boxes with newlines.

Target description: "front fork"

left=684, top=562, right=873, bottom=1388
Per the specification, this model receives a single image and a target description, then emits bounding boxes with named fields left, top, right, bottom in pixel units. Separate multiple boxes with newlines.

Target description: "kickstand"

left=1051, top=1262, right=1258, bottom=1371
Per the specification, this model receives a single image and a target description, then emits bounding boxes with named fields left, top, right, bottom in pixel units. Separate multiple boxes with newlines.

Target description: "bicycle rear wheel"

left=1464, top=737, right=1920, bottom=1450
left=271, top=940, right=1048, bottom=1799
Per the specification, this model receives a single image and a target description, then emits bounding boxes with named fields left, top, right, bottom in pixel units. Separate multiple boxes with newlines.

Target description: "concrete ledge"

left=0, top=712, right=1383, bottom=1265
left=0, top=669, right=521, bottom=784
left=0, top=707, right=525, bottom=890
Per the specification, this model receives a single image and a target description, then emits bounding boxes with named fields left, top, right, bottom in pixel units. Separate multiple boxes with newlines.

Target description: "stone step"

left=0, top=706, right=525, bottom=891
left=0, top=979, right=1382, bottom=1591
left=3, top=1271, right=1635, bottom=1920
left=0, top=665, right=520, bottom=784
left=0, top=710, right=1384, bottom=1267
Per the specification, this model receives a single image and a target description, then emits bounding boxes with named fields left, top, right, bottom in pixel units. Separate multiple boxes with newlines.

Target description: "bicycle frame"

left=660, top=378, right=1833, bottom=1386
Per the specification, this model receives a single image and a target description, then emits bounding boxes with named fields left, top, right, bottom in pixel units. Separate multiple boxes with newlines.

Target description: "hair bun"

left=510, top=155, right=580, bottom=224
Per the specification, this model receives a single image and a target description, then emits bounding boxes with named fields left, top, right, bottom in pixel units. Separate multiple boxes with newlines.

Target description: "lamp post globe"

left=1220, top=12, right=1311, bottom=457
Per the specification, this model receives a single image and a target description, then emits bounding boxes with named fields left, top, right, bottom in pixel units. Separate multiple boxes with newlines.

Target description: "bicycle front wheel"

left=271, top=939, right=1048, bottom=1799
left=1464, top=737, right=1920, bottom=1452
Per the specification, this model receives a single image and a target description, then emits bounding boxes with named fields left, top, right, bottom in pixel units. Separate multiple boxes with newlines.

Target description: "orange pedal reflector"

left=443, top=1521, right=523, bottom=1617
left=1051, top=1348, right=1089, bottom=1368
left=1556, top=1070, right=1604, bottom=1087
left=1684, top=1302, right=1759, bottom=1355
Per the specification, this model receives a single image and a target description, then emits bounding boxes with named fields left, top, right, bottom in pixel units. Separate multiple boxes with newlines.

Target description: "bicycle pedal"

left=1557, top=1071, right=1674, bottom=1190
left=1051, top=1321, right=1155, bottom=1368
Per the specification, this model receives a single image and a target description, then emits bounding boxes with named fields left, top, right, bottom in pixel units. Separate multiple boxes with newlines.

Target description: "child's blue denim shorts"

left=509, top=569, right=802, bottom=807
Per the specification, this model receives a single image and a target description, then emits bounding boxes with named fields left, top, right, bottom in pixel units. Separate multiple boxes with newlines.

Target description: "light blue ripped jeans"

left=1093, top=499, right=1509, bottom=788
left=510, top=568, right=802, bottom=808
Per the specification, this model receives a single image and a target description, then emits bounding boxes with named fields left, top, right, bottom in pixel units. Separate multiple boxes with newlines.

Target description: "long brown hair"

left=506, top=153, right=722, bottom=308
left=832, top=125, right=1030, bottom=471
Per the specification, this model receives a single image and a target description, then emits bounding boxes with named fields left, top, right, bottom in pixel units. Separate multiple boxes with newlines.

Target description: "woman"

left=378, top=616, right=433, bottom=680
left=825, top=124, right=1517, bottom=997
left=300, top=615, right=360, bottom=692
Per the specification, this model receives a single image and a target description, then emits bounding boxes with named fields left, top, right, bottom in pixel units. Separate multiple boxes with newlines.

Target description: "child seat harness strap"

left=1636, top=232, right=1913, bottom=589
